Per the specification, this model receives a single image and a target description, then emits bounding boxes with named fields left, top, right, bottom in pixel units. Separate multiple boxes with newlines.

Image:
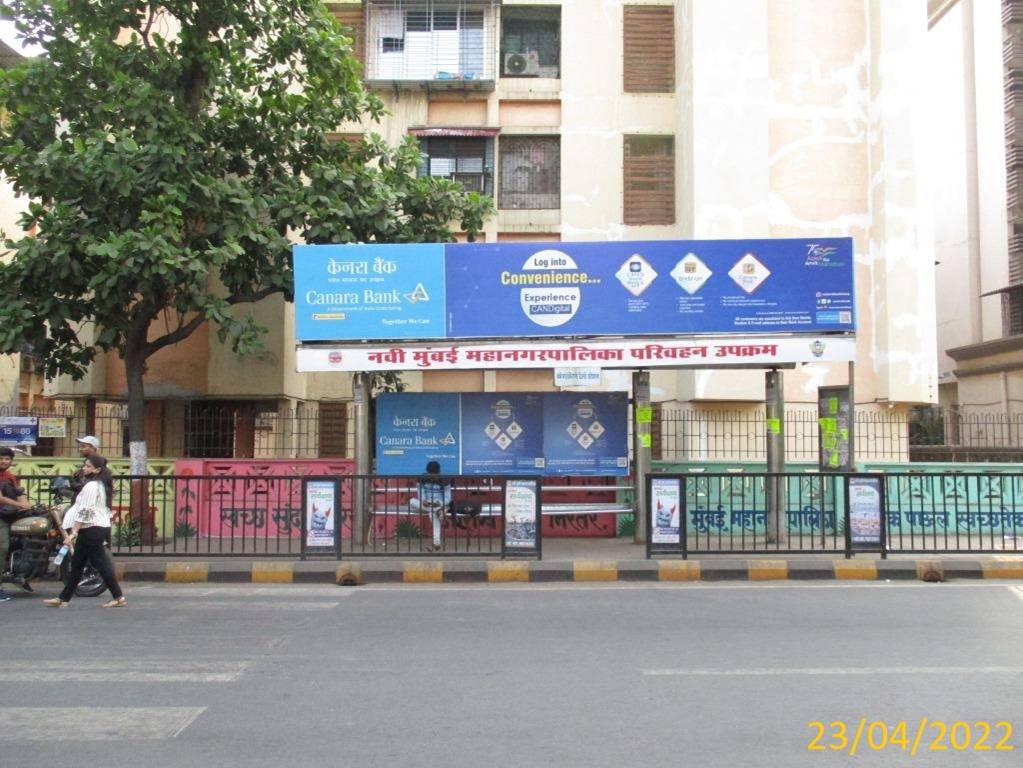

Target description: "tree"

left=0, top=0, right=493, bottom=473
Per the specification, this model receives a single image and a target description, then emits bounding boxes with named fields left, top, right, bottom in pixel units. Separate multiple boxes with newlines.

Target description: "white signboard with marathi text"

left=297, top=336, right=855, bottom=373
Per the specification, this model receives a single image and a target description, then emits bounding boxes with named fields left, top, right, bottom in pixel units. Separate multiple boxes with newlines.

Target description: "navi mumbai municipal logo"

left=810, top=340, right=826, bottom=358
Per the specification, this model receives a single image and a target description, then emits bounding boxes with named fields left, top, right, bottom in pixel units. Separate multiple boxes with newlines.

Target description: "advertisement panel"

left=303, top=479, right=338, bottom=552
left=504, top=478, right=540, bottom=553
left=541, top=393, right=629, bottom=476
left=375, top=393, right=460, bottom=475
left=445, top=238, right=854, bottom=338
left=295, top=238, right=855, bottom=343
left=293, top=243, right=446, bottom=341
left=0, top=416, right=38, bottom=446
left=461, top=394, right=544, bottom=476
left=650, top=477, right=682, bottom=546
left=847, top=475, right=885, bottom=551
left=818, top=386, right=853, bottom=471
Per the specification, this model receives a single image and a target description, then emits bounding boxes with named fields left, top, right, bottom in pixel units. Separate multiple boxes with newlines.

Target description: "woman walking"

left=43, top=455, right=126, bottom=608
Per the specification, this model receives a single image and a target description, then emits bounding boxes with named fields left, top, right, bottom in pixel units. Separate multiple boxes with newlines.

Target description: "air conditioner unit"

left=504, top=51, right=540, bottom=77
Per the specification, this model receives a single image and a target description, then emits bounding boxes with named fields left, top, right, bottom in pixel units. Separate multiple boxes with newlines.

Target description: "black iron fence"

left=14, top=473, right=527, bottom=558
left=647, top=472, right=1023, bottom=557
left=5, top=403, right=1022, bottom=463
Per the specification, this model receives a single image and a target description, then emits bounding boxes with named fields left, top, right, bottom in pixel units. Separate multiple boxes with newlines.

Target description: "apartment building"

left=43, top=0, right=938, bottom=459
left=929, top=0, right=1023, bottom=423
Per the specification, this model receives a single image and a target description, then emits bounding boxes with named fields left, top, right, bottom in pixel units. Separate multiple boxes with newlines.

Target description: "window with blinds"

left=623, top=5, right=675, bottom=93
left=499, top=136, right=560, bottom=209
left=418, top=137, right=494, bottom=195
left=623, top=135, right=675, bottom=226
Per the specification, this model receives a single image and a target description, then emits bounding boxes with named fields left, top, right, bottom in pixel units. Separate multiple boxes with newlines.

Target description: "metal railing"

left=5, top=403, right=1021, bottom=463
left=14, top=473, right=525, bottom=558
left=647, top=472, right=1023, bottom=557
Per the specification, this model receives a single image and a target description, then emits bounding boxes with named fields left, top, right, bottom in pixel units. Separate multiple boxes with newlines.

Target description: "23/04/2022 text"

left=807, top=719, right=1014, bottom=756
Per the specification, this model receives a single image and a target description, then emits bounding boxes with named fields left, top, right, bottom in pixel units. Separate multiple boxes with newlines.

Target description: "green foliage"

left=0, top=0, right=493, bottom=394
left=174, top=521, right=197, bottom=539
left=112, top=517, right=142, bottom=548
left=616, top=514, right=635, bottom=538
left=395, top=519, right=422, bottom=540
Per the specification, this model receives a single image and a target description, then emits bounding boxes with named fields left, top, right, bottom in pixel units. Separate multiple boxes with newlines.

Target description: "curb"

left=110, top=558, right=1023, bottom=585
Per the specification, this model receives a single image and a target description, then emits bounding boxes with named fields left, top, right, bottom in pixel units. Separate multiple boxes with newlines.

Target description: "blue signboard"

left=375, top=393, right=629, bottom=476
left=295, top=239, right=854, bottom=341
left=375, top=393, right=460, bottom=475
left=293, top=243, right=446, bottom=341
left=461, top=393, right=544, bottom=476
left=542, top=393, right=629, bottom=476
left=445, top=239, right=854, bottom=338
left=0, top=416, right=38, bottom=446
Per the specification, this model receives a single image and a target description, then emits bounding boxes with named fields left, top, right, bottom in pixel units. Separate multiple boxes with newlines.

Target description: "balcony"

left=364, top=0, right=499, bottom=91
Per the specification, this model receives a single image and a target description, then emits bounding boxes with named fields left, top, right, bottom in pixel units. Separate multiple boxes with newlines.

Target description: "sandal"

left=42, top=598, right=68, bottom=608
left=102, top=597, right=127, bottom=608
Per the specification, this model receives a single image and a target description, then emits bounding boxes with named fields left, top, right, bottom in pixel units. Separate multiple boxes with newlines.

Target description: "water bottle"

left=53, top=544, right=69, bottom=566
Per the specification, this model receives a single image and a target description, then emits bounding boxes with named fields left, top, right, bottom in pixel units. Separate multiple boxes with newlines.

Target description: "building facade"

left=929, top=0, right=1023, bottom=433
left=42, top=0, right=938, bottom=460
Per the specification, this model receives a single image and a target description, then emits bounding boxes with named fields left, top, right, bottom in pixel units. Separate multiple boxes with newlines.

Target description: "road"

left=1, top=580, right=1022, bottom=767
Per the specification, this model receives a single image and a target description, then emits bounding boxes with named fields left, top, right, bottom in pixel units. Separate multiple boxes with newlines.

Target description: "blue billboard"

left=445, top=238, right=854, bottom=338
left=293, top=238, right=855, bottom=342
left=375, top=393, right=460, bottom=475
left=293, top=243, right=446, bottom=341
left=542, top=393, right=629, bottom=476
left=375, top=393, right=628, bottom=476
left=461, top=393, right=544, bottom=476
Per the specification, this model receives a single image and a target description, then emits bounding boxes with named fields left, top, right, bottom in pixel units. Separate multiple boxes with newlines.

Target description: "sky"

left=0, top=18, right=43, bottom=56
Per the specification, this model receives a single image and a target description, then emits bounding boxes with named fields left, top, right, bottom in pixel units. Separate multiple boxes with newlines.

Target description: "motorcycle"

left=1, top=477, right=106, bottom=598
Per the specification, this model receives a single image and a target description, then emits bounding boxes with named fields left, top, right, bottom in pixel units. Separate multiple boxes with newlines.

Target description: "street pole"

left=765, top=369, right=786, bottom=545
left=353, top=372, right=372, bottom=547
left=632, top=369, right=651, bottom=544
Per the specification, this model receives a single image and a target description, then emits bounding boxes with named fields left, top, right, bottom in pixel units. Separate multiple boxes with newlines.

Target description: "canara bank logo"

left=501, top=249, right=598, bottom=328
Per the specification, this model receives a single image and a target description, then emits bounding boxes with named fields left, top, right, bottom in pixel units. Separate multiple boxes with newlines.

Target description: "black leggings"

left=59, top=526, right=122, bottom=602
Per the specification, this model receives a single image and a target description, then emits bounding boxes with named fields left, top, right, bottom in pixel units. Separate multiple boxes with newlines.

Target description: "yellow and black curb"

left=110, top=557, right=1016, bottom=585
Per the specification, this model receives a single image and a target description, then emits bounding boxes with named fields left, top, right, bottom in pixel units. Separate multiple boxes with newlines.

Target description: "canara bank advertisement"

left=376, top=393, right=628, bottom=476
left=293, top=243, right=446, bottom=341
left=293, top=238, right=855, bottom=341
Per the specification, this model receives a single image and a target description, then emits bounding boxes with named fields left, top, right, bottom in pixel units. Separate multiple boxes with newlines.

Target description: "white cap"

left=75, top=435, right=100, bottom=449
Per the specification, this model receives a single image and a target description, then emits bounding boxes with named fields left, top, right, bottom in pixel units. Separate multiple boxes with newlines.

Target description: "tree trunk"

left=123, top=337, right=154, bottom=546
left=124, top=342, right=149, bottom=476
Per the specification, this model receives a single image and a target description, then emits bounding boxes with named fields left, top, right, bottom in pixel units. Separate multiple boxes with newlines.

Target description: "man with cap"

left=71, top=436, right=100, bottom=499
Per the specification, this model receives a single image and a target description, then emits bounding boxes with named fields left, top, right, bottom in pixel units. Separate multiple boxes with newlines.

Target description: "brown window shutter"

left=623, top=5, right=675, bottom=93
left=318, top=402, right=349, bottom=458
left=328, top=3, right=365, bottom=64
left=624, top=135, right=675, bottom=225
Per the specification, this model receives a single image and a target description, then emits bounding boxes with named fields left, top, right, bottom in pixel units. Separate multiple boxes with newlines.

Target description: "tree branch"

left=145, top=312, right=206, bottom=356
left=226, top=285, right=280, bottom=305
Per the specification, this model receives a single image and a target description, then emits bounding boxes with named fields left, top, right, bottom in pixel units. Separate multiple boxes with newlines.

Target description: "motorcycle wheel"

left=59, top=558, right=107, bottom=598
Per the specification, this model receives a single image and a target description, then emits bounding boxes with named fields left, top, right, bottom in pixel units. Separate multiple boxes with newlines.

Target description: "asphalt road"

left=2, top=580, right=1022, bottom=767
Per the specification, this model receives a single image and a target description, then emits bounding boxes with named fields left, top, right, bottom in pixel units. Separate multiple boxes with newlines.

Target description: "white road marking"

left=0, top=660, right=248, bottom=683
left=136, top=600, right=340, bottom=611
left=642, top=666, right=1023, bottom=677
left=0, top=707, right=206, bottom=741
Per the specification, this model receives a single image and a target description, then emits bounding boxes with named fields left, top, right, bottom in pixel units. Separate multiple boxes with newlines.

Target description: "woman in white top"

left=43, top=455, right=125, bottom=608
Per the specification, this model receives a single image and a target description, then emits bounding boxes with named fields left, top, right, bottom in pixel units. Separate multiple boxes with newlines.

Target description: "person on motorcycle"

left=0, top=447, right=33, bottom=603
left=43, top=454, right=125, bottom=608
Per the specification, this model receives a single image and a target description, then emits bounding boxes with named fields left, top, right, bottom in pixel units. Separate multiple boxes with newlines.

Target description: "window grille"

left=365, top=0, right=498, bottom=84
left=500, top=6, right=560, bottom=78
left=417, top=136, right=494, bottom=196
left=499, top=136, right=560, bottom=209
